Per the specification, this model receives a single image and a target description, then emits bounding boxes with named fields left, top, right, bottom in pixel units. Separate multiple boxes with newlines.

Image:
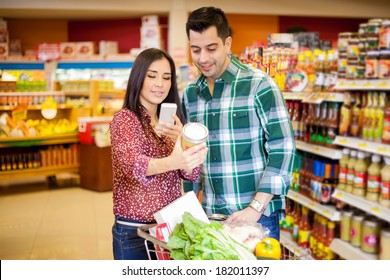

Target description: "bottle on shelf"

left=323, top=221, right=337, bottom=260
left=298, top=206, right=311, bottom=248
left=339, top=92, right=352, bottom=136
left=292, top=202, right=301, bottom=243
left=366, top=154, right=382, bottom=202
left=374, top=92, right=387, bottom=142
left=346, top=150, right=358, bottom=193
left=380, top=157, right=390, bottom=208
left=338, top=148, right=350, bottom=191
left=300, top=103, right=309, bottom=141
left=326, top=102, right=340, bottom=148
left=382, top=99, right=390, bottom=144
left=316, top=216, right=328, bottom=260
left=362, top=92, right=373, bottom=140
left=368, top=92, right=379, bottom=141
left=310, top=213, right=320, bottom=258
left=291, top=101, right=302, bottom=140
left=353, top=151, right=368, bottom=197
left=350, top=92, right=362, bottom=137
left=321, top=163, right=334, bottom=205
left=282, top=198, right=294, bottom=232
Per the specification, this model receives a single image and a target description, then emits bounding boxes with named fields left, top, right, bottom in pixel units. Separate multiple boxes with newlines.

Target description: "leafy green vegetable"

left=166, top=212, right=256, bottom=260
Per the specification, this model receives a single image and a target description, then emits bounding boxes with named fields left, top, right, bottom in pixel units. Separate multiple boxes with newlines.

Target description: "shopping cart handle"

left=137, top=224, right=171, bottom=251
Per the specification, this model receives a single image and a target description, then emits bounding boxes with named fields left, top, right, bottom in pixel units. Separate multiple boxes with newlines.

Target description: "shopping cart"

left=137, top=223, right=172, bottom=260
left=137, top=214, right=228, bottom=260
left=137, top=217, right=312, bottom=260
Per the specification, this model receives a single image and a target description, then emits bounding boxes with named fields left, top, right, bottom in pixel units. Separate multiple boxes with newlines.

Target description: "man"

left=182, top=6, right=296, bottom=240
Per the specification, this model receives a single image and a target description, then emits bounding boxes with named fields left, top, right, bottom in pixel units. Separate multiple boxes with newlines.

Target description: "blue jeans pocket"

left=112, top=223, right=149, bottom=260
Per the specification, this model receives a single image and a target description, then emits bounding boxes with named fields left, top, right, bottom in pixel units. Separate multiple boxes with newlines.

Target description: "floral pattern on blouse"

left=110, top=107, right=201, bottom=222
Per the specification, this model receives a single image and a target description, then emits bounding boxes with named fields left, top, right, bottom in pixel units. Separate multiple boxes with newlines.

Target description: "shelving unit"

left=332, top=189, right=390, bottom=223
left=283, top=91, right=344, bottom=103
left=287, top=190, right=341, bottom=221
left=0, top=164, right=80, bottom=181
left=329, top=239, right=378, bottom=260
left=295, top=140, right=343, bottom=160
left=0, top=133, right=79, bottom=148
left=334, top=79, right=390, bottom=91
left=334, top=136, right=390, bottom=158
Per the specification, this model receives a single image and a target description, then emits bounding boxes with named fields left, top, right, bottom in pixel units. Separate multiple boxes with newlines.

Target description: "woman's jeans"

left=258, top=210, right=281, bottom=241
left=112, top=216, right=154, bottom=260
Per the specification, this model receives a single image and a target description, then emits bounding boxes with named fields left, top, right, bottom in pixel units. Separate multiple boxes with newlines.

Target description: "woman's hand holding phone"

left=156, top=114, right=182, bottom=142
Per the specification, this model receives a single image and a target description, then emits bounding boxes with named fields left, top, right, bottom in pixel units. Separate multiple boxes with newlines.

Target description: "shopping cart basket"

left=137, top=215, right=310, bottom=260
left=137, top=214, right=227, bottom=260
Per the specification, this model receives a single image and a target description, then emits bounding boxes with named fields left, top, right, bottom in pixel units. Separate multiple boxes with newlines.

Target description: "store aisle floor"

left=0, top=177, right=114, bottom=260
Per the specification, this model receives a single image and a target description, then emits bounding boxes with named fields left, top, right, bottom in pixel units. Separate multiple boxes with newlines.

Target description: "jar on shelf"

left=359, top=23, right=368, bottom=39
left=379, top=228, right=390, bottom=260
left=379, top=50, right=390, bottom=79
left=379, top=19, right=390, bottom=50
left=367, top=19, right=382, bottom=38
left=350, top=211, right=365, bottom=247
left=361, top=218, right=381, bottom=254
left=358, top=51, right=366, bottom=66
left=346, top=60, right=358, bottom=80
left=347, top=38, right=360, bottom=61
left=338, top=32, right=354, bottom=54
left=367, top=37, right=379, bottom=51
left=338, top=53, right=348, bottom=78
left=340, top=209, right=354, bottom=241
left=365, top=51, right=379, bottom=79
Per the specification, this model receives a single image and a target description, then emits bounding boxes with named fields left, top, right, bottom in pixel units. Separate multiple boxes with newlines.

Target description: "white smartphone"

left=159, top=103, right=177, bottom=124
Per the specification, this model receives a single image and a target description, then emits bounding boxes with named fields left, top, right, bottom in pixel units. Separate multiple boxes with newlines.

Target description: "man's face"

left=189, top=26, right=231, bottom=82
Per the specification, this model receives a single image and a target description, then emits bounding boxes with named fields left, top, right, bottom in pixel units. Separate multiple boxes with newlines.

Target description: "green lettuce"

left=166, top=212, right=256, bottom=260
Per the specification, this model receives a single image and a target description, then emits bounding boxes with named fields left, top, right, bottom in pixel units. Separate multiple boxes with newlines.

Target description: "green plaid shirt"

left=182, top=56, right=296, bottom=218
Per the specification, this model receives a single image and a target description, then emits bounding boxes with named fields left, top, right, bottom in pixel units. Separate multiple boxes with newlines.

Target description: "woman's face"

left=139, top=57, right=172, bottom=111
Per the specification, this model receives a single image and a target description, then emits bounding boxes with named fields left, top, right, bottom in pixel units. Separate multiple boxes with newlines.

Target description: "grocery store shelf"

left=0, top=133, right=79, bottom=148
left=332, top=189, right=390, bottom=223
left=280, top=230, right=314, bottom=260
left=334, top=136, right=390, bottom=158
left=334, top=79, right=390, bottom=91
left=283, top=92, right=307, bottom=100
left=0, top=91, right=65, bottom=96
left=329, top=238, right=378, bottom=260
left=283, top=92, right=344, bottom=103
left=57, top=61, right=133, bottom=69
left=295, top=140, right=343, bottom=160
left=0, top=104, right=73, bottom=110
left=0, top=61, right=45, bottom=70
left=287, top=190, right=341, bottom=221
left=0, top=164, right=80, bottom=180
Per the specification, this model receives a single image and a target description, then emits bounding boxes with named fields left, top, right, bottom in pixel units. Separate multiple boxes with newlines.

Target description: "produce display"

left=0, top=112, right=78, bottom=138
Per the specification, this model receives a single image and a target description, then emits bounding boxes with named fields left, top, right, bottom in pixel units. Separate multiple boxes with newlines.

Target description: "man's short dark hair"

left=186, top=6, right=230, bottom=42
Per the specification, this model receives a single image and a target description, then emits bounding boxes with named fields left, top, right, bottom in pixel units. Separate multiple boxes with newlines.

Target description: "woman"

left=110, top=48, right=208, bottom=260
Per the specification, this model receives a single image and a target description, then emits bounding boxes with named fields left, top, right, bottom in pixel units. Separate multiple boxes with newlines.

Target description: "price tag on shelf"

left=358, top=143, right=368, bottom=149
left=370, top=207, right=381, bottom=214
left=338, top=138, right=348, bottom=144
left=362, top=82, right=373, bottom=88
left=322, top=209, right=331, bottom=216
left=377, top=81, right=389, bottom=88
left=377, top=147, right=389, bottom=153
left=294, top=249, right=301, bottom=256
left=335, top=192, right=344, bottom=199
left=312, top=147, right=320, bottom=152
left=308, top=202, right=315, bottom=208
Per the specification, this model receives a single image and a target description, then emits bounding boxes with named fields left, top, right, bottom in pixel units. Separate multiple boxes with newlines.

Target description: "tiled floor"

left=0, top=175, right=114, bottom=260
